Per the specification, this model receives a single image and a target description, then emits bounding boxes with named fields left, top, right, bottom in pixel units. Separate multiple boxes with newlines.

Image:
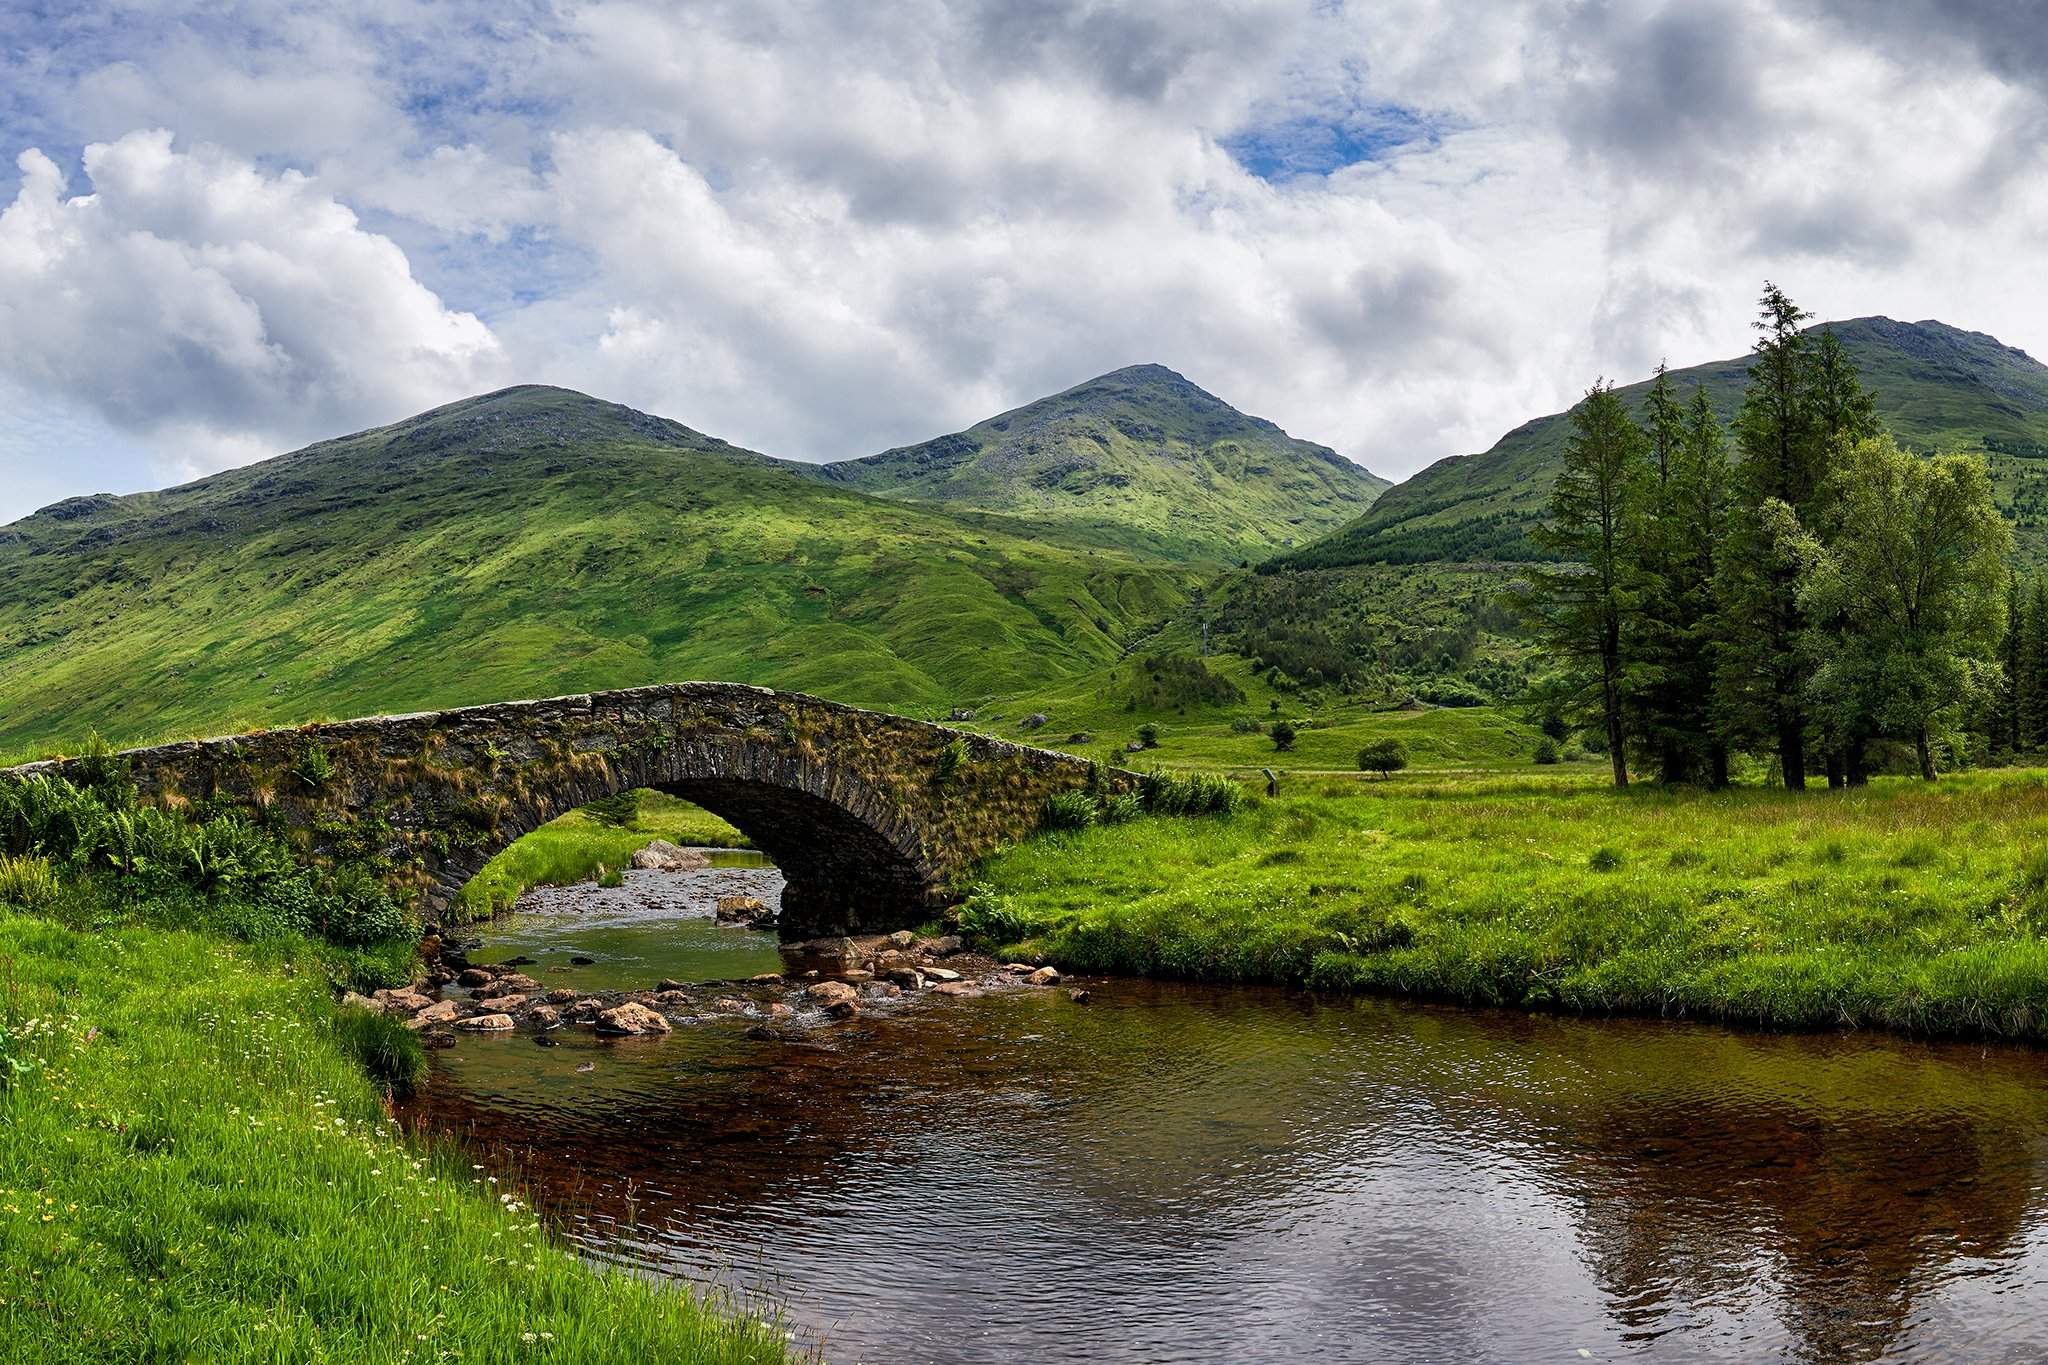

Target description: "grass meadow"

left=965, top=768, right=2048, bottom=1040
left=0, top=911, right=788, bottom=1363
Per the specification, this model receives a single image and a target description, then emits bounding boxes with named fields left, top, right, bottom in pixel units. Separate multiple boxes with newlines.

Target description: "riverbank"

left=964, top=769, right=2048, bottom=1040
left=451, top=791, right=751, bottom=922
left=0, top=910, right=788, bottom=1363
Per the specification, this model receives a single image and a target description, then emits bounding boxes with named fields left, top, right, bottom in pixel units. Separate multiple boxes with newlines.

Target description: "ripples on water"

left=412, top=865, right=2048, bottom=1364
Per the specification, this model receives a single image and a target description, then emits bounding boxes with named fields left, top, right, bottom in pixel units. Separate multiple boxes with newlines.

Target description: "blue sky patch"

left=1223, top=105, right=1438, bottom=181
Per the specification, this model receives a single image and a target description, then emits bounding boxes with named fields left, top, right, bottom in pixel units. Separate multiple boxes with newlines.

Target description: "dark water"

left=415, top=865, right=2048, bottom=1364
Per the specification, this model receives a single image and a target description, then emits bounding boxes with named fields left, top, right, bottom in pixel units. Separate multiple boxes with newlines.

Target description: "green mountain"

left=1277, top=317, right=2048, bottom=570
left=820, top=364, right=1388, bottom=562
left=0, top=385, right=1204, bottom=754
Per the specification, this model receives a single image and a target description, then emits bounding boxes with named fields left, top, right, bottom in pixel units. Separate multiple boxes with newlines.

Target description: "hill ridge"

left=821, top=362, right=1387, bottom=562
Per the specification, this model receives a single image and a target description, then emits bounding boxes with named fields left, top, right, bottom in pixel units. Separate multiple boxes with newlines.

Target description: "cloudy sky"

left=2, top=0, right=2045, bottom=522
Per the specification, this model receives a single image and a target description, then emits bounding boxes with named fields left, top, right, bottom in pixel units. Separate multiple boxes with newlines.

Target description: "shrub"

left=583, top=790, right=642, bottom=828
left=1041, top=790, right=1099, bottom=831
left=0, top=854, right=58, bottom=910
left=317, top=866, right=413, bottom=947
left=1098, top=792, right=1143, bottom=825
left=1357, top=739, right=1408, bottom=778
left=932, top=737, right=970, bottom=786
left=1136, top=725, right=1160, bottom=749
left=1534, top=738, right=1561, bottom=765
left=289, top=746, right=336, bottom=791
left=1141, top=771, right=1245, bottom=817
left=1229, top=715, right=1262, bottom=734
left=1413, top=680, right=1488, bottom=708
left=957, top=889, right=1035, bottom=944
left=1269, top=720, right=1297, bottom=752
left=331, top=1004, right=427, bottom=1096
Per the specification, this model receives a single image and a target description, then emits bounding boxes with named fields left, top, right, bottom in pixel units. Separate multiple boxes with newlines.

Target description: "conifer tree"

left=1996, top=572, right=2027, bottom=757
left=1627, top=364, right=1693, bottom=780
left=2025, top=577, right=2048, bottom=750
left=1518, top=381, right=1649, bottom=788
left=1718, top=283, right=1826, bottom=789
left=1671, top=384, right=1732, bottom=785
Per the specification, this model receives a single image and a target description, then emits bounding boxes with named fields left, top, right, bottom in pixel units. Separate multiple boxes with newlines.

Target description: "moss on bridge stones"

left=1, top=683, right=1129, bottom=937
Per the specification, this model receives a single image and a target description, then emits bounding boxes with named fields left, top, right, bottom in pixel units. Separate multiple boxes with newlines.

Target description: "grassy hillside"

left=1278, top=317, right=2048, bottom=570
left=0, top=386, right=1203, bottom=754
left=821, top=364, right=1388, bottom=562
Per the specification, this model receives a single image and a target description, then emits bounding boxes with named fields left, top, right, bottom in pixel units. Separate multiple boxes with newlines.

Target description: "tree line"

left=1521, top=283, right=2009, bottom=789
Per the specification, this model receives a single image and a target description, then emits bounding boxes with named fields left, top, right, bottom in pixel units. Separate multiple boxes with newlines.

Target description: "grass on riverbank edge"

left=0, top=910, right=789, bottom=1364
left=451, top=792, right=750, bottom=922
left=963, top=768, right=2048, bottom=1041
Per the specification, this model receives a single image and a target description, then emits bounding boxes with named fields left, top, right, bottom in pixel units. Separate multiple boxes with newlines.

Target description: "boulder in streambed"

left=530, top=1005, right=562, bottom=1028
left=406, top=1000, right=460, bottom=1030
left=477, top=993, right=528, bottom=1013
left=457, top=967, right=494, bottom=988
left=455, top=1013, right=516, bottom=1031
left=631, top=840, right=711, bottom=872
left=716, top=895, right=774, bottom=926
left=805, top=980, right=860, bottom=1018
left=917, top=935, right=965, bottom=958
left=922, top=967, right=962, bottom=984
left=1027, top=967, right=1061, bottom=986
left=596, top=1002, right=673, bottom=1035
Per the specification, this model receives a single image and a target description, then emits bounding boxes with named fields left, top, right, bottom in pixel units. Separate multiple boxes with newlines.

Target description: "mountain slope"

left=821, top=364, right=1389, bottom=562
left=1277, top=318, right=2048, bottom=570
left=0, top=386, right=1202, bottom=753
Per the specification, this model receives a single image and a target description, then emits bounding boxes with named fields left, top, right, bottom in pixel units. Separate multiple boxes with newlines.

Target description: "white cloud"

left=3, top=0, right=2048, bottom=523
left=0, top=129, right=504, bottom=490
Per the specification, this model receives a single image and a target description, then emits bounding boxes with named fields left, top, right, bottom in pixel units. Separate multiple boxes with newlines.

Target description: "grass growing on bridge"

left=450, top=791, right=750, bottom=922
left=0, top=910, right=789, bottom=1363
left=964, top=768, right=2048, bottom=1040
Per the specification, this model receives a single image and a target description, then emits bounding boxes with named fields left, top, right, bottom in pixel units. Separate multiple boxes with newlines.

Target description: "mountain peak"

left=820, top=365, right=1387, bottom=561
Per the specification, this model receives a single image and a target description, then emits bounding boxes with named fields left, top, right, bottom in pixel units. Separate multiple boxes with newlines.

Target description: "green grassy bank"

left=963, top=769, right=2048, bottom=1040
left=0, top=912, right=788, bottom=1363
left=450, top=791, right=750, bottom=922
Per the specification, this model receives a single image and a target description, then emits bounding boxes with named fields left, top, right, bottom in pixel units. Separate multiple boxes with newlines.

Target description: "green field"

left=0, top=910, right=785, bottom=1363
left=963, top=768, right=2048, bottom=1040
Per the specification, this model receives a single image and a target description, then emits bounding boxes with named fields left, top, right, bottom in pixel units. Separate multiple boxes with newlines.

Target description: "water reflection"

left=413, top=875, right=2048, bottom=1364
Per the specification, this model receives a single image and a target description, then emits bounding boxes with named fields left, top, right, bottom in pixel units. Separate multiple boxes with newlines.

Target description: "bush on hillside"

left=1534, top=738, right=1561, bottom=765
left=1358, top=739, right=1409, bottom=778
left=1269, top=720, right=1297, bottom=752
left=1041, top=790, right=1099, bottom=831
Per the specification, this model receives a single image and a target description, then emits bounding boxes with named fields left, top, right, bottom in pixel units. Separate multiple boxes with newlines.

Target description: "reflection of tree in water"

left=1552, top=1064, right=2041, bottom=1363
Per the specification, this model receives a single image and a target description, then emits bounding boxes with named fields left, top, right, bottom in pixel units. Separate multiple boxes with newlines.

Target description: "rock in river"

left=595, top=1002, right=673, bottom=1036
left=406, top=999, right=460, bottom=1030
left=631, top=839, right=711, bottom=872
left=455, top=1013, right=516, bottom=1032
left=1027, top=966, right=1062, bottom=986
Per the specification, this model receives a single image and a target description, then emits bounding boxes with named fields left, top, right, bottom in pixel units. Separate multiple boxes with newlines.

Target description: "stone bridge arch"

left=3, top=683, right=1128, bottom=938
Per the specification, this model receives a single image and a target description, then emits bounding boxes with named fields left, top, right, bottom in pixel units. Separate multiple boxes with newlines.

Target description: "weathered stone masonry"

left=1, top=682, right=1131, bottom=937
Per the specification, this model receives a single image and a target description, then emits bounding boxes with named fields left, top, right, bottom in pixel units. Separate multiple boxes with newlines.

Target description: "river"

left=406, top=860, right=2048, bottom=1364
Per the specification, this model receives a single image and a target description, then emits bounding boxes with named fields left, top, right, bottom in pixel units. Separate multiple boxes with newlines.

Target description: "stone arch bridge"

left=4, top=683, right=1128, bottom=938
